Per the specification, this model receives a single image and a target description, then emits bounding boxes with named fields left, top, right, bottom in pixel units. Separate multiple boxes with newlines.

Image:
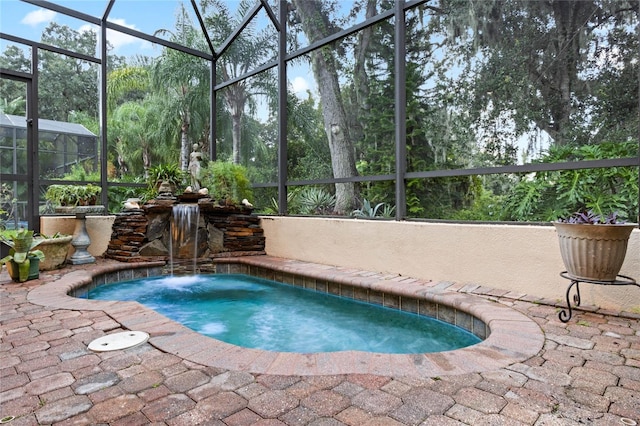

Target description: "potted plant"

left=36, top=232, right=73, bottom=270
left=45, top=184, right=104, bottom=214
left=0, top=229, right=45, bottom=282
left=148, top=163, right=185, bottom=195
left=553, top=210, right=637, bottom=282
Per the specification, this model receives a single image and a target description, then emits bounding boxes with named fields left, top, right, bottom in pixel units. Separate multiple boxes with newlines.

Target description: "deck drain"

left=88, top=331, right=149, bottom=352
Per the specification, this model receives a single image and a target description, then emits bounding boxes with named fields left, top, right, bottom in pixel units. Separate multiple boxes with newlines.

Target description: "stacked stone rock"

left=206, top=212, right=265, bottom=255
left=105, top=199, right=265, bottom=263
left=105, top=210, right=149, bottom=262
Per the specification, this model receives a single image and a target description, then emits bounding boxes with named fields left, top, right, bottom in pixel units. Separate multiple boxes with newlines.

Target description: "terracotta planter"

left=553, top=222, right=636, bottom=281
left=38, top=236, right=73, bottom=270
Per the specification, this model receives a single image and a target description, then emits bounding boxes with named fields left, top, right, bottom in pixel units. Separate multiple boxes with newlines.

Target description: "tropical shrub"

left=147, top=163, right=185, bottom=189
left=502, top=141, right=639, bottom=222
left=201, top=161, right=253, bottom=204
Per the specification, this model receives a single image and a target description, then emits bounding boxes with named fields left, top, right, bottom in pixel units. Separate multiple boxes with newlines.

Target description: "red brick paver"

left=1, top=258, right=639, bottom=425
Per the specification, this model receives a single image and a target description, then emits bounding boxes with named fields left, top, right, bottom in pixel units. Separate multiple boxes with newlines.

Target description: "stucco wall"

left=260, top=216, right=640, bottom=312
left=40, top=215, right=116, bottom=258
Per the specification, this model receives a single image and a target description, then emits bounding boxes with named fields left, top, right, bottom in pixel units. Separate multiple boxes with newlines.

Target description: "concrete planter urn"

left=54, top=205, right=106, bottom=215
left=553, top=219, right=636, bottom=282
left=37, top=235, right=73, bottom=270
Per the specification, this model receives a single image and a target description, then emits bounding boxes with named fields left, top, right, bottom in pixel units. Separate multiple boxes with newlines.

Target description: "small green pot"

left=5, top=257, right=40, bottom=282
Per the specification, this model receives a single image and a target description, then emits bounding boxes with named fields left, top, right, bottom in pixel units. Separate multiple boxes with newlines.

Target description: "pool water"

left=89, top=274, right=481, bottom=354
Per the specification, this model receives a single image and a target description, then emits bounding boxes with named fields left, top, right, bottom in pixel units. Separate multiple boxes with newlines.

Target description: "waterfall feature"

left=170, top=204, right=200, bottom=274
left=106, top=199, right=265, bottom=264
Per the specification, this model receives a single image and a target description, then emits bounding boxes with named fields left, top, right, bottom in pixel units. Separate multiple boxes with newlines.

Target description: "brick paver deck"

left=1, top=257, right=639, bottom=425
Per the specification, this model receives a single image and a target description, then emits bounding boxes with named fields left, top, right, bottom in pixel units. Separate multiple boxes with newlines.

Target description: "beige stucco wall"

left=260, top=216, right=640, bottom=312
left=40, top=215, right=115, bottom=258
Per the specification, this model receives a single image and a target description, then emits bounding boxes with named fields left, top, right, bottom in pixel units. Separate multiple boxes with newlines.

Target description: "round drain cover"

left=88, top=331, right=149, bottom=352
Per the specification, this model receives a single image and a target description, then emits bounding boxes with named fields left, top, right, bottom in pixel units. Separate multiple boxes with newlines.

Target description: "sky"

left=0, top=0, right=313, bottom=97
left=1, top=0, right=173, bottom=56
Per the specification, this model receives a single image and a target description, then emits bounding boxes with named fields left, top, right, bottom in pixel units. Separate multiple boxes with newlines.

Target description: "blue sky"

left=1, top=0, right=191, bottom=57
left=0, top=0, right=312, bottom=96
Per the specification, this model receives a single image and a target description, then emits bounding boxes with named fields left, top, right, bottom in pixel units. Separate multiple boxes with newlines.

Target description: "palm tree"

left=153, top=5, right=212, bottom=170
left=0, top=97, right=26, bottom=115
left=201, top=0, right=277, bottom=165
left=106, top=66, right=150, bottom=114
left=109, top=100, right=164, bottom=179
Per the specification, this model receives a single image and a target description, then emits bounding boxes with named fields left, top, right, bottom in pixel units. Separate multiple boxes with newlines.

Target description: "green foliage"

left=107, top=185, right=145, bottom=213
left=201, top=161, right=253, bottom=204
left=260, top=187, right=337, bottom=216
left=60, top=164, right=101, bottom=182
left=352, top=199, right=395, bottom=219
left=106, top=66, right=150, bottom=113
left=38, top=22, right=100, bottom=122
left=451, top=187, right=504, bottom=221
left=260, top=190, right=299, bottom=215
left=2, top=1, right=638, bottom=225
left=44, top=184, right=101, bottom=207
left=147, top=164, right=185, bottom=188
left=0, top=228, right=45, bottom=267
left=502, top=141, right=639, bottom=222
left=284, top=94, right=332, bottom=182
left=296, top=187, right=336, bottom=215
left=152, top=5, right=216, bottom=170
left=0, top=183, right=15, bottom=231
left=0, top=96, right=26, bottom=115
left=0, top=229, right=45, bottom=282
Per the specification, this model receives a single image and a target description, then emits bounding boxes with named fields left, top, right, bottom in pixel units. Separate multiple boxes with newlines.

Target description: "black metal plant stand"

left=558, top=272, right=638, bottom=322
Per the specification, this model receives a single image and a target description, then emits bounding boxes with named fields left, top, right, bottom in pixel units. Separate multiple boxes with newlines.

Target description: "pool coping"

left=27, top=256, right=545, bottom=377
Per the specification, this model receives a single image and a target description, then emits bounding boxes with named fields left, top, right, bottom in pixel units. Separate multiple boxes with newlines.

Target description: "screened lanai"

left=2, top=5, right=640, bottom=423
left=0, top=0, right=638, bottom=231
left=1, top=112, right=97, bottom=177
left=1, top=112, right=97, bottom=228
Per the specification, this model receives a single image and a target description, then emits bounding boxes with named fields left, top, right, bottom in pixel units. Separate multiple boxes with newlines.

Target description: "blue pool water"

left=89, top=274, right=481, bottom=354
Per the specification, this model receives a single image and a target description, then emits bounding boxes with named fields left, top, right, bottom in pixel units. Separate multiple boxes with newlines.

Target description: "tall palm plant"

left=109, top=99, right=169, bottom=179
left=106, top=66, right=150, bottom=114
left=152, top=5, right=212, bottom=171
left=0, top=96, right=26, bottom=115
left=201, top=0, right=277, bottom=165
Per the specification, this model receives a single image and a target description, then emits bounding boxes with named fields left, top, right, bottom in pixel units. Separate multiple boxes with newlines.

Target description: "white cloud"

left=79, top=18, right=152, bottom=55
left=21, top=8, right=56, bottom=26
left=291, top=76, right=309, bottom=97
left=78, top=23, right=98, bottom=35
left=105, top=18, right=146, bottom=52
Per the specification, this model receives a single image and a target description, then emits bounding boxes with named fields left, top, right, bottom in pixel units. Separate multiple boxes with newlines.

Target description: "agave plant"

left=297, top=187, right=336, bottom=215
left=0, top=229, right=45, bottom=282
left=352, top=199, right=389, bottom=218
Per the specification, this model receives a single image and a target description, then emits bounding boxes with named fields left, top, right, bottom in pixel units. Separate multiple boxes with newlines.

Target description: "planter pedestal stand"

left=70, top=213, right=95, bottom=265
left=558, top=272, right=638, bottom=322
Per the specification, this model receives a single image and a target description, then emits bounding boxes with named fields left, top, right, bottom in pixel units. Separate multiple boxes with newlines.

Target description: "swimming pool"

left=89, top=274, right=481, bottom=354
left=30, top=257, right=543, bottom=376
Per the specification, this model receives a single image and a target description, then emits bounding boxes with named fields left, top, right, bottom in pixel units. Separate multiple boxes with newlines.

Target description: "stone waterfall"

left=106, top=197, right=265, bottom=272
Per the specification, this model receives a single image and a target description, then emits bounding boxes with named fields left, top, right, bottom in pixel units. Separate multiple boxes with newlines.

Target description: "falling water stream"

left=170, top=204, right=200, bottom=274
